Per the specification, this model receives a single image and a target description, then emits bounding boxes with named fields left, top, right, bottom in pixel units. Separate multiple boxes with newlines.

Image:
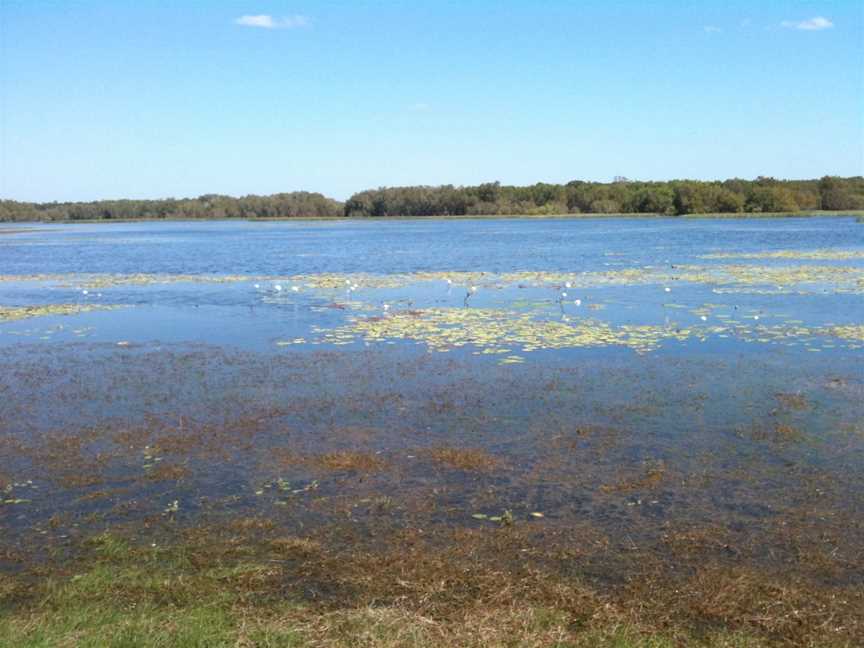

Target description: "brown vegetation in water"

left=600, top=461, right=667, bottom=493
left=774, top=392, right=809, bottom=411
left=1, top=346, right=863, bottom=646
left=427, top=446, right=500, bottom=471
left=274, top=449, right=388, bottom=473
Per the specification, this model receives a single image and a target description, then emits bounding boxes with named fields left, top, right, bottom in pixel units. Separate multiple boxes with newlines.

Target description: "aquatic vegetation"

left=1, top=343, right=863, bottom=647
left=274, top=450, right=387, bottom=472
left=315, top=451, right=387, bottom=472
left=774, top=392, right=809, bottom=411
left=822, top=324, right=864, bottom=342
left=283, top=264, right=864, bottom=299
left=3, top=264, right=863, bottom=304
left=702, top=249, right=864, bottom=260
left=0, top=273, right=260, bottom=288
left=319, top=307, right=696, bottom=355
left=2, top=480, right=35, bottom=506
left=742, top=422, right=805, bottom=444
left=427, top=447, right=500, bottom=471
left=600, top=461, right=667, bottom=493
left=0, top=303, right=122, bottom=322
left=144, top=463, right=190, bottom=482
left=470, top=509, right=514, bottom=525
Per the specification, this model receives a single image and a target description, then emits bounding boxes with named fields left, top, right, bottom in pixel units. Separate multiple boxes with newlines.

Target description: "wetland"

left=1, top=217, right=863, bottom=646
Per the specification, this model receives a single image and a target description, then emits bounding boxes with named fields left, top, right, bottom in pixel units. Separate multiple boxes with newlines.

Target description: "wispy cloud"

left=703, top=25, right=722, bottom=33
left=781, top=16, right=833, bottom=31
left=235, top=14, right=309, bottom=29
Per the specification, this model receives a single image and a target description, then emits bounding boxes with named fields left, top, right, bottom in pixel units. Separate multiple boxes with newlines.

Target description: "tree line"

left=2, top=177, right=863, bottom=222
left=343, top=176, right=864, bottom=217
left=0, top=192, right=343, bottom=222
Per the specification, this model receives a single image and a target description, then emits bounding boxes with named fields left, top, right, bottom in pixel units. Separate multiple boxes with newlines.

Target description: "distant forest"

left=2, top=176, right=863, bottom=222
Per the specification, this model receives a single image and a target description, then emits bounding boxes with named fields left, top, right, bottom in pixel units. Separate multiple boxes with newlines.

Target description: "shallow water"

left=1, top=217, right=863, bottom=575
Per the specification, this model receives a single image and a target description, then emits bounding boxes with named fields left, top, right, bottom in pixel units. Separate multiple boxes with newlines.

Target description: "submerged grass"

left=2, top=346, right=864, bottom=646
left=427, top=446, right=501, bottom=472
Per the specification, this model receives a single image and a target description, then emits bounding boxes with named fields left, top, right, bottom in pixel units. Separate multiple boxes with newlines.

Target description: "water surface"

left=1, top=217, right=863, bottom=580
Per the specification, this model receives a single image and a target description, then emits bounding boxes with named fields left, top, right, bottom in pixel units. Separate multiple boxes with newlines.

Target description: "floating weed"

left=701, top=249, right=864, bottom=260
left=320, top=308, right=697, bottom=356
left=256, top=477, right=320, bottom=502
left=4, top=264, right=864, bottom=296
left=0, top=273, right=261, bottom=289
left=275, top=338, right=307, bottom=346
left=0, top=304, right=123, bottom=322
left=823, top=324, right=864, bottom=343
left=2, top=480, right=35, bottom=504
left=472, top=509, right=514, bottom=526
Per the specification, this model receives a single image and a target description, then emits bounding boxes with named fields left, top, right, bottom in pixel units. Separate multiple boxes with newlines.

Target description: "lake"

left=1, top=217, right=863, bottom=591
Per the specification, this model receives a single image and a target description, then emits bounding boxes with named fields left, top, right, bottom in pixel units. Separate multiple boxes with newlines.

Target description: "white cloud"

left=703, top=26, right=722, bottom=33
left=235, top=14, right=309, bottom=29
left=781, top=16, right=833, bottom=31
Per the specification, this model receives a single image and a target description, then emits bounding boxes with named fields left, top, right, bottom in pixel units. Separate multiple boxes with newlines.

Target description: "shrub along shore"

left=2, top=176, right=863, bottom=222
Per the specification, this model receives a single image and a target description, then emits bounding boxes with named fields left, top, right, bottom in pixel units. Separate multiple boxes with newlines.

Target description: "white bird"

left=82, top=290, right=89, bottom=295
left=254, top=283, right=260, bottom=289
left=565, top=282, right=572, bottom=289
left=700, top=315, right=707, bottom=321
left=664, top=287, right=671, bottom=293
left=561, top=292, right=567, bottom=298
left=754, top=315, right=760, bottom=321
left=575, top=299, right=582, bottom=306
left=274, top=284, right=283, bottom=292
left=383, top=304, right=390, bottom=311
left=291, top=285, right=299, bottom=292
left=470, top=286, right=478, bottom=293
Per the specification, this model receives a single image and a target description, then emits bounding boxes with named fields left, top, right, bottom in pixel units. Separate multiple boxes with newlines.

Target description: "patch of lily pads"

left=314, top=308, right=695, bottom=357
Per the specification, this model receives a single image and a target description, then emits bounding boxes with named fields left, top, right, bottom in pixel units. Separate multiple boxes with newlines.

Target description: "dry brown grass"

left=9, top=520, right=860, bottom=647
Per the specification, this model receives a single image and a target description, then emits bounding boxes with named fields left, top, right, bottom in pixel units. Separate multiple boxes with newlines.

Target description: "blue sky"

left=1, top=1, right=862, bottom=202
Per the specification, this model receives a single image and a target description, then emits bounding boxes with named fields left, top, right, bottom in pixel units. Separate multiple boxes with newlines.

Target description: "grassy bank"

left=3, top=524, right=859, bottom=648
